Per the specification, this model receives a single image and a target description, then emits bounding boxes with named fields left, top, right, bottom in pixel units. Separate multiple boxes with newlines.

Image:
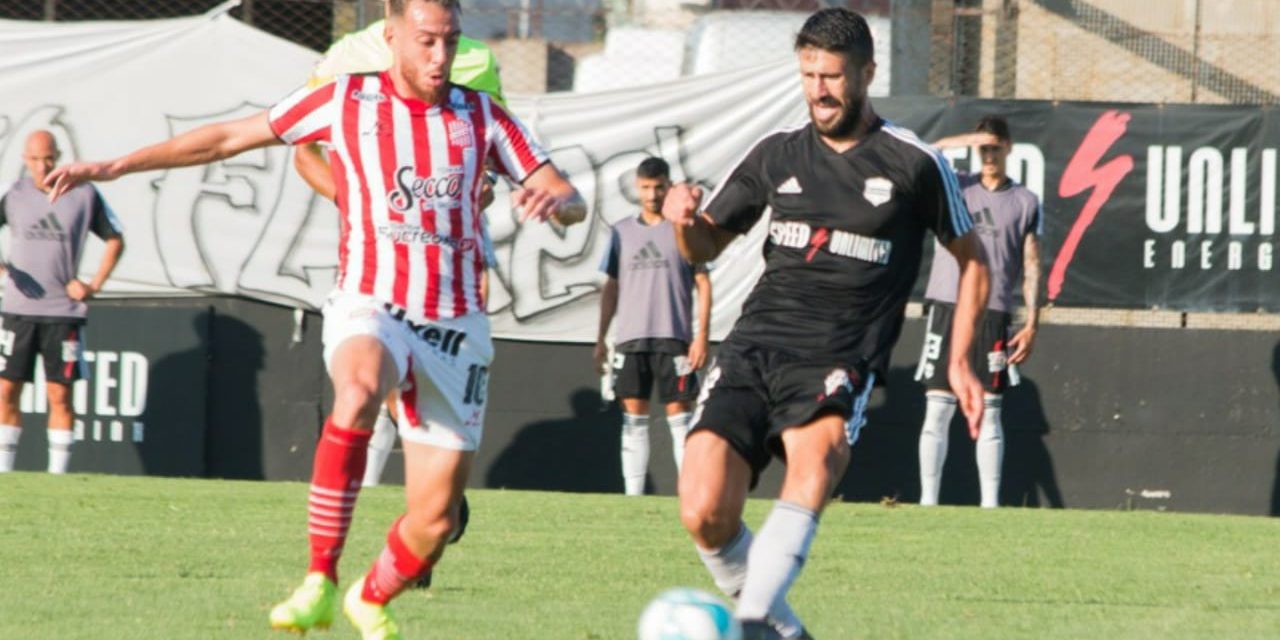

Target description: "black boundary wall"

left=11, top=297, right=1280, bottom=517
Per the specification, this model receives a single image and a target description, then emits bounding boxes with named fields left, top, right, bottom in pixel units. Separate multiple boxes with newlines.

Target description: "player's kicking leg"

left=344, top=442, right=471, bottom=639
left=270, top=332, right=401, bottom=633
left=680, top=431, right=812, bottom=640
left=734, top=415, right=849, bottom=640
left=344, top=307, right=491, bottom=639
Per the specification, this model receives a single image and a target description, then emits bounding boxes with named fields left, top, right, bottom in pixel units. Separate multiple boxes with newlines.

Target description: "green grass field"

left=1, top=474, right=1278, bottom=639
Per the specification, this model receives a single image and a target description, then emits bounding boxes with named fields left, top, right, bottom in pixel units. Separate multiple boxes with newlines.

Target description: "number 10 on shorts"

left=464, top=364, right=489, bottom=406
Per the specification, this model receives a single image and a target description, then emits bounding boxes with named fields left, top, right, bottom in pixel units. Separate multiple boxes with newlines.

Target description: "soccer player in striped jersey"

left=45, top=1, right=586, bottom=638
left=293, top=10, right=510, bottom=493
left=660, top=9, right=988, bottom=639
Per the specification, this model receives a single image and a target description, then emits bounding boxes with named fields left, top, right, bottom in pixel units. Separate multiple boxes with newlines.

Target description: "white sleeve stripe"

left=1035, top=201, right=1045, bottom=236
left=282, top=108, right=331, bottom=144
left=882, top=123, right=972, bottom=237
left=704, top=124, right=807, bottom=207
left=480, top=92, right=494, bottom=143
left=267, top=87, right=310, bottom=121
left=480, top=94, right=522, bottom=179
left=884, top=123, right=970, bottom=236
left=489, top=110, right=545, bottom=182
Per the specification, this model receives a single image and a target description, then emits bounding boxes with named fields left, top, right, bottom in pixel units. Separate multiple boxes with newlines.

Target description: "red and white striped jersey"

left=268, top=71, right=548, bottom=321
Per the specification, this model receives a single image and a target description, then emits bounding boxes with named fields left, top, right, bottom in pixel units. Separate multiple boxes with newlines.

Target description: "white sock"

left=918, top=392, right=957, bottom=506
left=667, top=412, right=691, bottom=474
left=0, top=424, right=20, bottom=473
left=976, top=395, right=1004, bottom=508
left=47, top=428, right=73, bottom=474
left=696, top=524, right=805, bottom=638
left=736, top=501, right=818, bottom=623
left=621, top=413, right=649, bottom=496
left=363, top=406, right=397, bottom=487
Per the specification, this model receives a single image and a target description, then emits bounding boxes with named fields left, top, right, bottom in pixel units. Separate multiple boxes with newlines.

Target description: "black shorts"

left=914, top=301, right=1016, bottom=394
left=0, top=314, right=86, bottom=384
left=689, top=340, right=874, bottom=486
left=612, top=350, right=699, bottom=404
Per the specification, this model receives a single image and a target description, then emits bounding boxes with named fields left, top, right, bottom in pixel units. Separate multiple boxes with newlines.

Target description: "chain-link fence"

left=0, top=0, right=335, bottom=50
left=933, top=0, right=1280, bottom=104
left=2, top=0, right=1275, bottom=103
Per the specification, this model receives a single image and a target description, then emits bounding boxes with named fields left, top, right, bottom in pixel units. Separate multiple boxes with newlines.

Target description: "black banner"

left=13, top=304, right=209, bottom=475
left=879, top=97, right=1279, bottom=311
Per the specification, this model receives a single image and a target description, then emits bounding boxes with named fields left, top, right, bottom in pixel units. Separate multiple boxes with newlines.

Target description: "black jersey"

left=705, top=118, right=972, bottom=377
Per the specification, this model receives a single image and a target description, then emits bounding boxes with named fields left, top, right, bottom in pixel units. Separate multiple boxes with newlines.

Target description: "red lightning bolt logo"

left=806, top=227, right=830, bottom=262
left=1049, top=110, right=1135, bottom=301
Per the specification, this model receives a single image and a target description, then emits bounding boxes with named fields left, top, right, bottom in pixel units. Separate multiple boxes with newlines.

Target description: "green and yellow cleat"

left=269, top=572, right=337, bottom=633
left=344, top=577, right=403, bottom=640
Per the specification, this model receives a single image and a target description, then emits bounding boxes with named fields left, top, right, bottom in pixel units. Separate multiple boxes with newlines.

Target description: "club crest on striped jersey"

left=448, top=119, right=475, bottom=148
left=863, top=177, right=893, bottom=206
left=388, top=165, right=464, bottom=213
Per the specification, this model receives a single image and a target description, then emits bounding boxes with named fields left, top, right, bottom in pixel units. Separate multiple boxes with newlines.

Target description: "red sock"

left=361, top=516, right=435, bottom=605
left=307, top=419, right=371, bottom=582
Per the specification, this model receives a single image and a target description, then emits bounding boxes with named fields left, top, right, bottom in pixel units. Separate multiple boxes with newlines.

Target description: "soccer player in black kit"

left=661, top=9, right=990, bottom=639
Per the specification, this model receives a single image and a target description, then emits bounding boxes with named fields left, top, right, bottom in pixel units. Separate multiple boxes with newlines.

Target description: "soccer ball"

left=637, top=588, right=742, bottom=640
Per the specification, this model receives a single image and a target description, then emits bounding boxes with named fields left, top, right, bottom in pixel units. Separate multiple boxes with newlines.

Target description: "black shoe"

left=792, top=628, right=814, bottom=640
left=741, top=620, right=783, bottom=640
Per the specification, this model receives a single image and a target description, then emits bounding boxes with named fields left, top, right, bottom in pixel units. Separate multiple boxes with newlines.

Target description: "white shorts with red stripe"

left=322, top=292, right=493, bottom=451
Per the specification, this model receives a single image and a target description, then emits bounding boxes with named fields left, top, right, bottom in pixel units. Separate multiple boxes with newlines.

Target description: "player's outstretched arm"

left=514, top=163, right=586, bottom=226
left=45, top=112, right=281, bottom=202
left=944, top=232, right=990, bottom=439
left=662, top=183, right=737, bottom=264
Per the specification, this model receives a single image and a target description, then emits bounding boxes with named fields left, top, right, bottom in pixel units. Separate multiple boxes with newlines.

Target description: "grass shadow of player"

left=484, top=387, right=622, bottom=493
left=1271, top=342, right=1280, bottom=516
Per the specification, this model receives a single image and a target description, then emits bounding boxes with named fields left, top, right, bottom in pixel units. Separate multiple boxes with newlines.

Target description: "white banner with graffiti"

left=0, top=8, right=806, bottom=342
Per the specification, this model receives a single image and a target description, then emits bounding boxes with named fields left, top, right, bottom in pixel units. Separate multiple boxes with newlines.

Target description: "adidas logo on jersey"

left=777, top=176, right=804, bottom=195
left=630, top=240, right=669, bottom=271
left=23, top=212, right=66, bottom=241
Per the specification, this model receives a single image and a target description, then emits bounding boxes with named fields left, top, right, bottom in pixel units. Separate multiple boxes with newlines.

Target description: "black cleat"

left=741, top=620, right=784, bottom=640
